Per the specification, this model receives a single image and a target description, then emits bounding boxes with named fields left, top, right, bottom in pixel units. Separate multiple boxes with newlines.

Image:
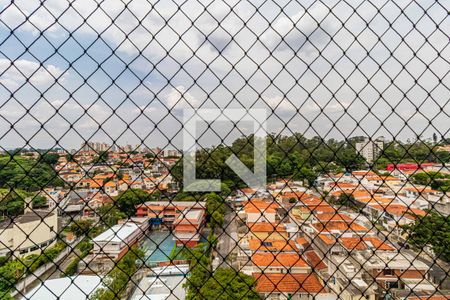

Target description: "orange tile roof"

left=240, top=188, right=257, bottom=194
left=303, top=250, right=327, bottom=270
left=352, top=170, right=377, bottom=176
left=281, top=192, right=317, bottom=200
left=248, top=222, right=286, bottom=232
left=339, top=237, right=368, bottom=250
left=244, top=199, right=279, bottom=214
left=104, top=181, right=116, bottom=187
left=407, top=296, right=450, bottom=300
left=295, top=237, right=309, bottom=248
left=312, top=221, right=368, bottom=233
left=403, top=186, right=440, bottom=194
left=380, top=176, right=400, bottom=181
left=314, top=213, right=352, bottom=222
left=351, top=190, right=373, bottom=199
left=313, top=205, right=338, bottom=214
left=249, top=239, right=298, bottom=252
left=253, top=273, right=325, bottom=294
left=363, top=237, right=395, bottom=251
left=332, top=182, right=359, bottom=189
left=370, top=204, right=426, bottom=220
left=252, top=252, right=308, bottom=268
left=317, top=234, right=335, bottom=245
left=338, top=236, right=395, bottom=251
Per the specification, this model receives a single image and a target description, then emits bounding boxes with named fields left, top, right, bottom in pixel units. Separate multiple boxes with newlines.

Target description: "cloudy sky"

left=0, top=0, right=448, bottom=150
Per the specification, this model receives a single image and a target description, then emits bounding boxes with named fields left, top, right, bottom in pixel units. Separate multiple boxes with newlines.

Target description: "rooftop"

left=253, top=273, right=325, bottom=294
left=23, top=275, right=102, bottom=300
left=93, top=222, right=140, bottom=243
left=252, top=252, right=309, bottom=268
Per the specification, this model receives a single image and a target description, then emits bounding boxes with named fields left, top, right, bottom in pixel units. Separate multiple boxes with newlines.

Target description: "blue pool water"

left=142, top=231, right=175, bottom=263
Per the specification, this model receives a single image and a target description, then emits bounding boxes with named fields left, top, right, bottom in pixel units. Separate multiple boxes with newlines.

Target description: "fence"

left=0, top=0, right=449, bottom=299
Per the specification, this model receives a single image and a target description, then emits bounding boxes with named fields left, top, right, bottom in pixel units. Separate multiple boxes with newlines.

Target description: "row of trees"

left=0, top=155, right=63, bottom=192
left=170, top=134, right=450, bottom=190
left=412, top=171, right=450, bottom=192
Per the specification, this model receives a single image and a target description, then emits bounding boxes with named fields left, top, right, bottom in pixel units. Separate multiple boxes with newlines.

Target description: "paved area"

left=216, top=210, right=238, bottom=269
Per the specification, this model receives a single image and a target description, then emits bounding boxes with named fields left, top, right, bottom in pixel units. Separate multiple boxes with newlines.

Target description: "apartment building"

left=355, top=138, right=384, bottom=163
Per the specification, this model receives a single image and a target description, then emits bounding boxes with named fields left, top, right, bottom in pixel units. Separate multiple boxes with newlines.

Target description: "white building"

left=92, top=218, right=149, bottom=260
left=23, top=275, right=102, bottom=300
left=355, top=138, right=384, bottom=163
left=0, top=210, right=59, bottom=257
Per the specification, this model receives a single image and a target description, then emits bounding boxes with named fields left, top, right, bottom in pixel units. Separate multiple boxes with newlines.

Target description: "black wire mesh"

left=0, top=0, right=449, bottom=299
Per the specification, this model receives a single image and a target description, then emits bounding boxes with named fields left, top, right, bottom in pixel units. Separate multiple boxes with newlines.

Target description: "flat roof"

left=23, top=275, right=102, bottom=300
left=93, top=222, right=139, bottom=243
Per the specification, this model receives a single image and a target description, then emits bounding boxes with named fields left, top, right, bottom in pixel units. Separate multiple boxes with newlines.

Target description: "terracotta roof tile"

left=253, top=273, right=325, bottom=294
left=252, top=252, right=309, bottom=268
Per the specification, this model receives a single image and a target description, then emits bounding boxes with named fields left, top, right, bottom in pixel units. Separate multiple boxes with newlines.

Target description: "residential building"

left=355, top=138, right=384, bottom=163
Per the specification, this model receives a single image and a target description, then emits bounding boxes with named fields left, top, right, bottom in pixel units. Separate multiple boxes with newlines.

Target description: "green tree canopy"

left=115, top=189, right=151, bottom=216
left=403, top=211, right=450, bottom=262
left=198, top=268, right=259, bottom=300
left=0, top=156, right=63, bottom=191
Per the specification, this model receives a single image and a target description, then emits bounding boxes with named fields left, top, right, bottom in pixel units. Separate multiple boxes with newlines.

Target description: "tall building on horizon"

left=355, top=138, right=384, bottom=164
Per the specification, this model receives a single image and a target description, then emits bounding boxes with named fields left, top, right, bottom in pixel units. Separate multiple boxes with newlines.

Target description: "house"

left=250, top=252, right=310, bottom=274
left=247, top=222, right=288, bottom=240
left=252, top=273, right=327, bottom=300
left=356, top=252, right=433, bottom=292
left=24, top=275, right=102, bottom=300
left=244, top=199, right=279, bottom=223
left=104, top=181, right=117, bottom=196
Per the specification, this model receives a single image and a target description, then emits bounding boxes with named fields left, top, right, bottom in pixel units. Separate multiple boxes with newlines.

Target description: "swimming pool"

left=141, top=230, right=175, bottom=264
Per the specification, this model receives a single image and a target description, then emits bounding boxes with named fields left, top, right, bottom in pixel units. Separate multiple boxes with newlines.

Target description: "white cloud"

left=165, top=85, right=200, bottom=109
left=0, top=58, right=66, bottom=89
left=0, top=0, right=448, bottom=148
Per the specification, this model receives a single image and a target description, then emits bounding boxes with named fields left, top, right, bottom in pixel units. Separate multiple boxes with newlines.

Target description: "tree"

left=0, top=156, right=63, bottom=191
left=91, top=247, right=145, bottom=300
left=40, top=153, right=60, bottom=165
left=205, top=193, right=226, bottom=231
left=115, top=189, right=151, bottom=216
left=96, top=204, right=126, bottom=227
left=0, top=189, right=30, bottom=218
left=198, top=268, right=259, bottom=300
left=69, top=219, right=94, bottom=237
left=332, top=193, right=363, bottom=210
left=403, top=211, right=450, bottom=262
left=32, top=195, right=48, bottom=208
left=210, top=211, right=224, bottom=229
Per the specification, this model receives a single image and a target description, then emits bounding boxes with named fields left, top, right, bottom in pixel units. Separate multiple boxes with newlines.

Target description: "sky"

left=0, top=0, right=448, bottom=151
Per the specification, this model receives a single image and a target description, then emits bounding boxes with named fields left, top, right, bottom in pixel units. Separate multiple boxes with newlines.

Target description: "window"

left=385, top=281, right=399, bottom=289
left=262, top=241, right=273, bottom=247
left=383, top=269, right=394, bottom=276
